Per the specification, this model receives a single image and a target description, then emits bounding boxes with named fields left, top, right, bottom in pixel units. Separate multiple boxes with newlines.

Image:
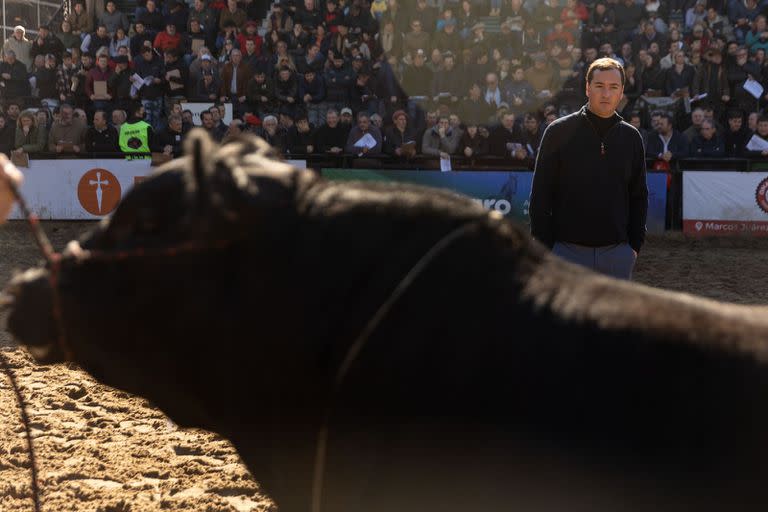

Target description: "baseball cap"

left=201, top=54, right=213, bottom=61
left=341, top=107, right=353, bottom=115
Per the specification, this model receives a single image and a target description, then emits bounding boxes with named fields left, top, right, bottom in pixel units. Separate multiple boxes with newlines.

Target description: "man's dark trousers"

left=552, top=242, right=637, bottom=280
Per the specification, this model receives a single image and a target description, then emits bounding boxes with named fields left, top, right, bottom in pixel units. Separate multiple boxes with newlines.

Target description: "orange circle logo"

left=77, top=168, right=122, bottom=216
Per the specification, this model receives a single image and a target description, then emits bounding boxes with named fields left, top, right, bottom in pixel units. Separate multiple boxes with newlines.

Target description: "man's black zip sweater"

left=529, top=105, right=648, bottom=252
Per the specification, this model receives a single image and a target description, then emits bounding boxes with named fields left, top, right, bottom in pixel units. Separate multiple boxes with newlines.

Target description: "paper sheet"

left=746, top=134, right=768, bottom=151
left=744, top=78, right=764, bottom=100
left=440, top=156, right=452, bottom=172
left=354, top=133, right=377, bottom=149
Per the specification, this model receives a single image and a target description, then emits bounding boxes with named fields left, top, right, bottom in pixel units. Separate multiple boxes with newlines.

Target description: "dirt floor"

left=1, top=222, right=768, bottom=511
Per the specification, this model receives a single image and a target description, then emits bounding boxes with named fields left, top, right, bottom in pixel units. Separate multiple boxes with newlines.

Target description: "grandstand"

left=1, top=0, right=768, bottom=233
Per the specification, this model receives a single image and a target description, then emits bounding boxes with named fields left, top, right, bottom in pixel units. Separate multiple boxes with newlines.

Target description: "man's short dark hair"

left=586, top=57, right=626, bottom=86
left=658, top=112, right=674, bottom=124
left=727, top=109, right=744, bottom=120
left=758, top=115, right=768, bottom=124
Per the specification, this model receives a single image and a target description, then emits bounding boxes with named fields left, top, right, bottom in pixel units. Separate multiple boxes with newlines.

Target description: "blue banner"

left=322, top=169, right=667, bottom=233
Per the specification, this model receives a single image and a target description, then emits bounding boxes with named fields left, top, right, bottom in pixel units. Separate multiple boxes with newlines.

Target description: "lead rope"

left=310, top=220, right=481, bottom=512
left=0, top=160, right=48, bottom=512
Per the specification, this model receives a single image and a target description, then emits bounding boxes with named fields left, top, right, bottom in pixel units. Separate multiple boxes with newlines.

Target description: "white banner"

left=683, top=171, right=768, bottom=235
left=8, top=158, right=308, bottom=220
left=9, top=159, right=154, bottom=220
left=181, top=102, right=234, bottom=126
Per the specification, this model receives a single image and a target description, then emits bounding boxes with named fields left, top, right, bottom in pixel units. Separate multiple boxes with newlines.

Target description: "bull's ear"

left=183, top=128, right=215, bottom=210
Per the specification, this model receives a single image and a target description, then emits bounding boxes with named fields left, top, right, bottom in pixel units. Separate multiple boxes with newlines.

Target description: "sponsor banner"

left=683, top=171, right=768, bottom=235
left=322, top=169, right=667, bottom=233
left=182, top=102, right=234, bottom=126
left=8, top=158, right=308, bottom=220
left=9, top=159, right=154, bottom=220
left=322, top=169, right=533, bottom=221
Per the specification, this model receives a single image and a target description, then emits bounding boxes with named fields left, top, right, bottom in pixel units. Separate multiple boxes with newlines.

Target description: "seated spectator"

left=165, top=0, right=189, bottom=34
left=111, top=109, right=127, bottom=131
left=57, top=20, right=80, bottom=51
left=30, top=25, right=64, bottom=60
left=724, top=110, right=749, bottom=156
left=383, top=110, right=417, bottom=158
left=219, top=0, right=247, bottom=32
left=86, top=54, right=114, bottom=112
left=246, top=69, right=275, bottom=116
left=256, top=115, right=288, bottom=153
left=13, top=110, right=47, bottom=154
left=108, top=55, right=133, bottom=111
left=208, top=106, right=228, bottom=141
left=683, top=108, right=705, bottom=142
left=745, top=114, right=768, bottom=158
left=163, top=50, right=188, bottom=99
left=0, top=50, right=30, bottom=99
left=130, top=21, right=154, bottom=57
left=48, top=103, right=87, bottom=154
left=154, top=112, right=186, bottom=157
left=37, top=54, right=60, bottom=108
left=431, top=52, right=462, bottom=106
left=345, top=112, right=383, bottom=155
left=84, top=109, right=119, bottom=153
left=98, top=1, right=129, bottom=36
left=522, top=112, right=544, bottom=159
left=489, top=112, right=527, bottom=161
left=3, top=26, right=32, bottom=69
left=299, top=67, right=326, bottom=127
left=139, top=0, right=165, bottom=34
left=68, top=2, right=93, bottom=39
left=287, top=112, right=315, bottom=155
left=154, top=23, right=182, bottom=53
left=313, top=109, right=349, bottom=154
left=220, top=49, right=251, bottom=116
left=646, top=112, right=689, bottom=165
left=665, top=49, right=695, bottom=96
left=459, top=122, right=489, bottom=158
left=109, top=27, right=130, bottom=57
left=689, top=119, right=725, bottom=157
left=421, top=114, right=461, bottom=158
left=274, top=66, right=299, bottom=116
left=83, top=25, right=112, bottom=56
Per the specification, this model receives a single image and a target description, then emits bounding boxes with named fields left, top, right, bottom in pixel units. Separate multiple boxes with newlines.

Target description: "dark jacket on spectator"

left=325, top=64, right=354, bottom=103
left=135, top=55, right=165, bottom=99
left=84, top=125, right=119, bottom=154
left=0, top=120, right=14, bottom=155
left=689, top=133, right=726, bottom=157
left=431, top=66, right=464, bottom=98
left=664, top=64, right=696, bottom=96
left=36, top=66, right=59, bottom=99
left=194, top=73, right=221, bottom=101
left=256, top=127, right=288, bottom=153
left=130, top=32, right=154, bottom=57
left=459, top=129, right=490, bottom=157
left=154, top=125, right=187, bottom=157
left=108, top=67, right=133, bottom=106
left=87, top=33, right=113, bottom=55
left=298, top=74, right=326, bottom=104
left=488, top=123, right=525, bottom=157
left=140, top=9, right=166, bottom=33
left=313, top=123, right=350, bottom=153
left=164, top=58, right=189, bottom=97
left=30, top=34, right=64, bottom=60
left=86, top=65, right=113, bottom=98
left=724, top=126, right=750, bottom=156
left=645, top=130, right=689, bottom=160
left=0, top=60, right=30, bottom=98
left=287, top=125, right=315, bottom=155
left=274, top=73, right=299, bottom=105
left=383, top=124, right=418, bottom=156
left=246, top=76, right=276, bottom=111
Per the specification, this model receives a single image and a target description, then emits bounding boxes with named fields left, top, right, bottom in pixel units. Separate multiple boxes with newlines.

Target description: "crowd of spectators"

left=2, top=0, right=768, bottom=164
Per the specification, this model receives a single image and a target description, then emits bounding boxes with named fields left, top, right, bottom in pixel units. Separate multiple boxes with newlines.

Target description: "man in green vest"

left=119, top=102, right=155, bottom=159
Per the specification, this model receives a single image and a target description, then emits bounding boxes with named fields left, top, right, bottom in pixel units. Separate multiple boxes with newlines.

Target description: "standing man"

left=530, top=58, right=647, bottom=280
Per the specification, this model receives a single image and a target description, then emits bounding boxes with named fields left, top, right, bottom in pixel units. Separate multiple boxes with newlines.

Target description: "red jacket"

left=153, top=31, right=181, bottom=52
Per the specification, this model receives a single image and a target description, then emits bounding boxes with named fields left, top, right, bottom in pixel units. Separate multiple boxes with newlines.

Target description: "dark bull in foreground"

left=6, top=130, right=768, bottom=511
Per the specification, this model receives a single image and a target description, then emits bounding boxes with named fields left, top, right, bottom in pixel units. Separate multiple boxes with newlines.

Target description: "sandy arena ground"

left=1, top=221, right=768, bottom=511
